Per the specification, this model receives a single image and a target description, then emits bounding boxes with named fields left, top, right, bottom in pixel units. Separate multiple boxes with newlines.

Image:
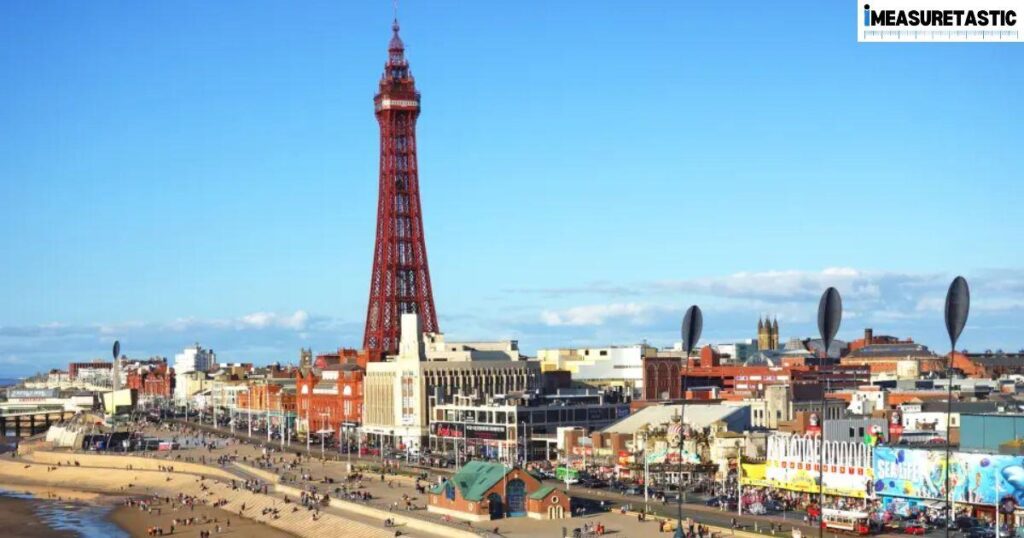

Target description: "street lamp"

left=319, top=408, right=332, bottom=460
left=944, top=277, right=970, bottom=538
left=816, top=287, right=842, bottom=538
left=676, top=305, right=703, bottom=538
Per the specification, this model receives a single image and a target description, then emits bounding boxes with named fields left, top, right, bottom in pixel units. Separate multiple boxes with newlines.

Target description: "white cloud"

left=653, top=267, right=944, bottom=302
left=541, top=303, right=651, bottom=326
left=514, top=267, right=1024, bottom=353
left=0, top=310, right=359, bottom=375
left=239, top=311, right=309, bottom=330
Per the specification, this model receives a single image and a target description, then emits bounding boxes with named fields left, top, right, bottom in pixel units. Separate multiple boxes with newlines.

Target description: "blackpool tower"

left=363, top=19, right=439, bottom=356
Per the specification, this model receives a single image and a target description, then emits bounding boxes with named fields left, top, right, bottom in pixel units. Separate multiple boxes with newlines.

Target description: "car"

left=903, top=524, right=927, bottom=535
left=966, top=528, right=995, bottom=538
left=746, top=503, right=767, bottom=516
left=704, top=496, right=722, bottom=506
left=955, top=517, right=980, bottom=532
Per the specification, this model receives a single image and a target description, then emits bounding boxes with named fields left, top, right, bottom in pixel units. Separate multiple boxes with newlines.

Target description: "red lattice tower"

left=363, top=19, right=439, bottom=356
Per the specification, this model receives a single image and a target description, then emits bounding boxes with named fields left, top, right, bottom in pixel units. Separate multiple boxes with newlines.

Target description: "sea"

left=0, top=377, right=21, bottom=387
left=0, top=488, right=128, bottom=537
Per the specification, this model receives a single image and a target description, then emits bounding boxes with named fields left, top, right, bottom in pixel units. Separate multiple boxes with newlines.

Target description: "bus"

left=822, top=509, right=872, bottom=535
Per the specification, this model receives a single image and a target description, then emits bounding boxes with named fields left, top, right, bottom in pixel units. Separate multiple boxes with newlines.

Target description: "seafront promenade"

left=2, top=422, right=908, bottom=538
left=3, top=422, right=795, bottom=538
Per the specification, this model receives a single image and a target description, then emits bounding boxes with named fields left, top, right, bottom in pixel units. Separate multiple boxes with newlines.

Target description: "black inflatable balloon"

left=113, top=340, right=121, bottom=360
left=681, top=305, right=703, bottom=355
left=817, top=287, right=842, bottom=358
left=944, top=276, right=970, bottom=350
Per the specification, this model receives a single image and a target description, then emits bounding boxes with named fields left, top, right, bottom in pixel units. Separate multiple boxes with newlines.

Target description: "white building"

left=75, top=365, right=114, bottom=387
left=537, top=344, right=653, bottom=397
left=711, top=340, right=758, bottom=364
left=174, top=344, right=216, bottom=376
left=424, top=333, right=521, bottom=362
left=848, top=386, right=887, bottom=415
left=174, top=369, right=211, bottom=402
left=362, top=314, right=541, bottom=452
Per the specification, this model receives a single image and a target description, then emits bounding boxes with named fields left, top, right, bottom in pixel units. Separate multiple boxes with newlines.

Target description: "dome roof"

left=389, top=19, right=404, bottom=51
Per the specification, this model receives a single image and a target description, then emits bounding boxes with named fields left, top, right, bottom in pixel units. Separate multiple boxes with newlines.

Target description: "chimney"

left=864, top=328, right=874, bottom=346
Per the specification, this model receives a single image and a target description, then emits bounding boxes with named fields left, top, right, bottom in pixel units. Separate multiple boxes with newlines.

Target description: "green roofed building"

left=427, top=461, right=569, bottom=522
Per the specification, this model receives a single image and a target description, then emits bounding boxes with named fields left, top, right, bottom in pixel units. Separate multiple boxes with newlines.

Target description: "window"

left=444, top=482, right=456, bottom=501
left=600, top=350, right=608, bottom=356
left=858, top=427, right=864, bottom=437
left=849, top=427, right=855, bottom=437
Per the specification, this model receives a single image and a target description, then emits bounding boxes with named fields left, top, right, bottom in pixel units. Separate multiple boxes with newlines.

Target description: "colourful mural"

left=872, top=447, right=1024, bottom=505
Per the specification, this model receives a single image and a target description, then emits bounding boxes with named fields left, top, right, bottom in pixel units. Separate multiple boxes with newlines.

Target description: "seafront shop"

left=617, top=445, right=719, bottom=487
left=429, top=421, right=522, bottom=460
left=872, top=446, right=1024, bottom=528
left=741, top=434, right=874, bottom=513
left=427, top=397, right=630, bottom=462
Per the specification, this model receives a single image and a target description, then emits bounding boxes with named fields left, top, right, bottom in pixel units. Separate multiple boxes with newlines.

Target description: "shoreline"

left=0, top=495, right=78, bottom=538
left=0, top=485, right=120, bottom=538
left=0, top=478, right=297, bottom=538
left=0, top=455, right=322, bottom=537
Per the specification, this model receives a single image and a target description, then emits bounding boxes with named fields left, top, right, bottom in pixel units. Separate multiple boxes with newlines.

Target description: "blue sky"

left=1, top=1, right=1022, bottom=375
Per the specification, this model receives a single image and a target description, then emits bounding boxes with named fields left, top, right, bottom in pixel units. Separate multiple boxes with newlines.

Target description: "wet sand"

left=109, top=495, right=296, bottom=537
left=0, top=495, right=89, bottom=538
left=0, top=482, right=106, bottom=501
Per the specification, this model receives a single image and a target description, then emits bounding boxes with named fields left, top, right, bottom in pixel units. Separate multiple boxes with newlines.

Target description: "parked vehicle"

left=966, top=527, right=995, bottom=538
left=746, top=502, right=767, bottom=515
left=822, top=509, right=872, bottom=535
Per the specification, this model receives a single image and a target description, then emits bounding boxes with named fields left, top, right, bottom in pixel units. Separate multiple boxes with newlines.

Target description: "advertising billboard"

left=431, top=422, right=464, bottom=438
left=465, top=424, right=507, bottom=441
left=872, top=447, right=1024, bottom=505
left=747, top=434, right=874, bottom=498
left=431, top=422, right=508, bottom=441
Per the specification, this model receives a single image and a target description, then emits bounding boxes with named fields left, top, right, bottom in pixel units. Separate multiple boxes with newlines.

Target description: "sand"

left=109, top=495, right=296, bottom=537
left=0, top=482, right=106, bottom=501
left=0, top=452, right=393, bottom=537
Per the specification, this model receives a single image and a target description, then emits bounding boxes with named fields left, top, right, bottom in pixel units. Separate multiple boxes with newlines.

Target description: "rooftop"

left=602, top=403, right=748, bottom=435
left=431, top=461, right=510, bottom=501
left=846, top=343, right=937, bottom=359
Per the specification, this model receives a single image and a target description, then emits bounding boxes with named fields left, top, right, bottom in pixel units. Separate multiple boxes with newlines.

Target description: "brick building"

left=428, top=461, right=568, bottom=521
left=124, top=360, right=174, bottom=399
left=238, top=381, right=296, bottom=413
left=313, top=348, right=374, bottom=370
left=643, top=346, right=789, bottom=399
left=295, top=363, right=366, bottom=442
left=951, top=350, right=1024, bottom=378
left=840, top=338, right=943, bottom=374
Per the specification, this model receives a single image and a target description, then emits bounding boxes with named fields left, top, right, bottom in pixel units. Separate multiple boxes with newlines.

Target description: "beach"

left=0, top=447, right=394, bottom=538
left=109, top=494, right=295, bottom=537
